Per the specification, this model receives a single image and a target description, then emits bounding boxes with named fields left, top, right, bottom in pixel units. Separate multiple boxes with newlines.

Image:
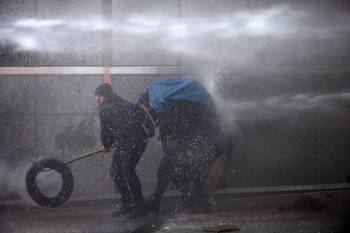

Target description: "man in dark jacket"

left=95, top=83, right=153, bottom=218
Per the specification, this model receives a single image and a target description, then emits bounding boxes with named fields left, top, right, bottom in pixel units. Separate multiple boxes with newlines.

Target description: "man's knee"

left=110, top=166, right=121, bottom=180
left=110, top=158, right=122, bottom=179
left=120, top=159, right=134, bottom=177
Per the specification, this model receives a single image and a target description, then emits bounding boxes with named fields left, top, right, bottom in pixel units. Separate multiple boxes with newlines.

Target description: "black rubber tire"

left=25, top=158, right=74, bottom=208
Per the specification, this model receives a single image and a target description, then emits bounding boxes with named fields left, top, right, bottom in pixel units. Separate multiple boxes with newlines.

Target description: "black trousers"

left=110, top=137, right=148, bottom=207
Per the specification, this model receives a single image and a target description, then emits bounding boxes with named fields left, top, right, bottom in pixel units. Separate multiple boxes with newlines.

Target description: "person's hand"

left=104, top=146, right=111, bottom=153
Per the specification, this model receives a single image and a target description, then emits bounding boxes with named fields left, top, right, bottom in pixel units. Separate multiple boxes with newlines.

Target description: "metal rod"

left=64, top=149, right=105, bottom=165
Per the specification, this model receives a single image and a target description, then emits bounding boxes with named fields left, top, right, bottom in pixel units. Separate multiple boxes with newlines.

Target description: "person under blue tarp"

left=137, top=76, right=226, bottom=213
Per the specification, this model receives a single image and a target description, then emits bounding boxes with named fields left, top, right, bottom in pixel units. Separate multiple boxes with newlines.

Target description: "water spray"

left=1, top=4, right=347, bottom=63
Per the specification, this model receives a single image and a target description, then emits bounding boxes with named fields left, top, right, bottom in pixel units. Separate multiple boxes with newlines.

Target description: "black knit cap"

left=95, top=83, right=113, bottom=97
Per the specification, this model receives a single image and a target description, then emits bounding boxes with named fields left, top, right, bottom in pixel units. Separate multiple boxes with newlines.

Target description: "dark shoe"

left=111, top=203, right=134, bottom=217
left=191, top=196, right=216, bottom=213
left=127, top=205, right=149, bottom=219
left=144, top=195, right=161, bottom=213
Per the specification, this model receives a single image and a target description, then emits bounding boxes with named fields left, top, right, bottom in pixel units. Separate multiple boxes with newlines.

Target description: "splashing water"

left=0, top=161, right=36, bottom=205
left=0, top=4, right=348, bottom=63
left=0, top=160, right=64, bottom=206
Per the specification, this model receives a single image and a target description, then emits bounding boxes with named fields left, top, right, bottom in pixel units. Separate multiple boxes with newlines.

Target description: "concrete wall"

left=0, top=0, right=349, bottom=202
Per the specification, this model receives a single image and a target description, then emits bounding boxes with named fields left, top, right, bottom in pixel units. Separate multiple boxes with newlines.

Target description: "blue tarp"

left=138, top=76, right=224, bottom=151
left=145, top=76, right=215, bottom=115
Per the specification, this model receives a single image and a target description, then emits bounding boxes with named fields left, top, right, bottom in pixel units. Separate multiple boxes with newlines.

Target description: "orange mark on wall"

left=104, top=71, right=112, bottom=84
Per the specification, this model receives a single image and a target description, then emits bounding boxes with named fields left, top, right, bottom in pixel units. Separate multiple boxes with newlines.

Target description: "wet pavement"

left=1, top=190, right=349, bottom=233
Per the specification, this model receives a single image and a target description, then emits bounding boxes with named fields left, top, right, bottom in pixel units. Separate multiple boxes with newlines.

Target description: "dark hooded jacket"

left=99, top=93, right=153, bottom=151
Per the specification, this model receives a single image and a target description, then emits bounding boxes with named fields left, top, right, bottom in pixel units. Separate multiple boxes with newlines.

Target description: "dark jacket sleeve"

left=99, top=105, right=114, bottom=149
